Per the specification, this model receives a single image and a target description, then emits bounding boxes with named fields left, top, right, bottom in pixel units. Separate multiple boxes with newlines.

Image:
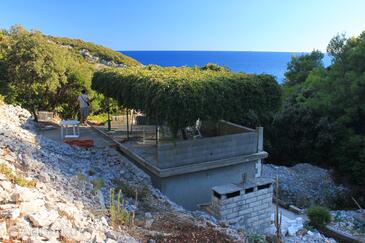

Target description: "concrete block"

left=226, top=211, right=239, bottom=220
left=249, top=201, right=261, bottom=208
left=220, top=209, right=231, bottom=216
left=246, top=216, right=259, bottom=224
left=245, top=197, right=258, bottom=204
left=238, top=208, right=252, bottom=216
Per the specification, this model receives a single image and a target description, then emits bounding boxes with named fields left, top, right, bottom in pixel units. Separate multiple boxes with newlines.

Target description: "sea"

left=120, top=51, right=331, bottom=83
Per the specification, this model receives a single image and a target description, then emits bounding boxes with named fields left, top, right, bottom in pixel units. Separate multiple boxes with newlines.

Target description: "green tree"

left=284, top=50, right=324, bottom=86
left=0, top=30, right=12, bottom=95
left=5, top=28, right=69, bottom=120
left=271, top=31, right=365, bottom=200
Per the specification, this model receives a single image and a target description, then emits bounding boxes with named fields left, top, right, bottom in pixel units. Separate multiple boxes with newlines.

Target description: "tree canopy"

left=284, top=50, right=324, bottom=86
left=0, top=25, right=135, bottom=119
left=270, top=32, right=365, bottom=195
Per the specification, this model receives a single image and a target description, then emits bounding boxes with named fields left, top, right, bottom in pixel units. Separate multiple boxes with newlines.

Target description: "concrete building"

left=117, top=120, right=269, bottom=210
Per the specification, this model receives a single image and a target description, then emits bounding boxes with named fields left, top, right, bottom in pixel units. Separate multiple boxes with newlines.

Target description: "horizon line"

left=117, top=50, right=317, bottom=53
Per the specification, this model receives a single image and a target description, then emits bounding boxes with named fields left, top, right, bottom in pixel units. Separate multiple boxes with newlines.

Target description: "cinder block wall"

left=210, top=180, right=273, bottom=233
left=157, top=132, right=258, bottom=169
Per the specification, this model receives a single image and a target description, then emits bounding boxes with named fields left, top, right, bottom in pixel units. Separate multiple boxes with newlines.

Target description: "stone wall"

left=208, top=178, right=273, bottom=233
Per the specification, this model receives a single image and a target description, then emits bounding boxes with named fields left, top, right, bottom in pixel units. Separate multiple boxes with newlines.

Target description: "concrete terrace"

left=89, top=120, right=268, bottom=209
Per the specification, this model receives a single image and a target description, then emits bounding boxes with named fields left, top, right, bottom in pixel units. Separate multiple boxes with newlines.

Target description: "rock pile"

left=330, top=209, right=365, bottom=241
left=79, top=49, right=127, bottom=68
left=0, top=104, right=138, bottom=242
left=263, top=163, right=349, bottom=209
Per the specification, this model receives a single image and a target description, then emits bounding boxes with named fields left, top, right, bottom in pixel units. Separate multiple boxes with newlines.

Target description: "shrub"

left=307, top=205, right=331, bottom=227
left=87, top=113, right=109, bottom=124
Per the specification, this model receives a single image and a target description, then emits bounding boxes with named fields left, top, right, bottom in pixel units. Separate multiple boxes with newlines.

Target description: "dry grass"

left=109, top=188, right=131, bottom=228
left=0, top=164, right=36, bottom=188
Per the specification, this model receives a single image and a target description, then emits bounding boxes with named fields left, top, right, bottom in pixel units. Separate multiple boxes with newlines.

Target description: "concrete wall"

left=200, top=120, right=254, bottom=137
left=157, top=131, right=258, bottom=169
left=217, top=121, right=255, bottom=136
left=154, top=160, right=258, bottom=210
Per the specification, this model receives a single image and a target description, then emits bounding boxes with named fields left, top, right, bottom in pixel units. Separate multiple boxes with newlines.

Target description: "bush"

left=307, top=205, right=331, bottom=227
left=87, top=113, right=109, bottom=124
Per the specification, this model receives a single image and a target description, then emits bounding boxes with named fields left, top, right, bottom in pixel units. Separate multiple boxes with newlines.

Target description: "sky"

left=1, top=0, right=365, bottom=52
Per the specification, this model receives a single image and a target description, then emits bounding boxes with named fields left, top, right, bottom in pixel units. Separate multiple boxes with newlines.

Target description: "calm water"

left=120, top=51, right=330, bottom=83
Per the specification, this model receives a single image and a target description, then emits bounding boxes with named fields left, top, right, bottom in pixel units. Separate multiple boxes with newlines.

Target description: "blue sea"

left=120, top=51, right=330, bottom=83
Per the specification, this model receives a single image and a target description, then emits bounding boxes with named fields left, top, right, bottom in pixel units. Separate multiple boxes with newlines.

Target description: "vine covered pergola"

left=91, top=65, right=281, bottom=136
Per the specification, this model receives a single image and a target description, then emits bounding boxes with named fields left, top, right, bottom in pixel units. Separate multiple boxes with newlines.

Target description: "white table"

left=60, top=120, right=80, bottom=139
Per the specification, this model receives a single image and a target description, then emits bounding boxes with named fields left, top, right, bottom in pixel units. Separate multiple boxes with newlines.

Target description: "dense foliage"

left=92, top=65, right=281, bottom=134
left=0, top=25, right=136, bottom=120
left=284, top=50, right=324, bottom=86
left=307, top=205, right=331, bottom=227
left=48, top=36, right=140, bottom=67
left=270, top=33, right=365, bottom=200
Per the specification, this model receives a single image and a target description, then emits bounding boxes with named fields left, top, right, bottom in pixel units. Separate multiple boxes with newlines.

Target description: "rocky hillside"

left=0, top=103, right=240, bottom=242
left=48, top=36, right=140, bottom=67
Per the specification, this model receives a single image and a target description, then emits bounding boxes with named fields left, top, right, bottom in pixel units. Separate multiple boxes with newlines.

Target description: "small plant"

left=307, top=205, right=331, bottom=227
left=109, top=188, right=131, bottom=228
left=248, top=234, right=266, bottom=243
left=0, top=164, right=36, bottom=188
left=91, top=178, right=105, bottom=194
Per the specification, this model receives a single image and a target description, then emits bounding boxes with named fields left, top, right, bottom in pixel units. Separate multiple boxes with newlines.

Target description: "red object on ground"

left=64, top=138, right=94, bottom=148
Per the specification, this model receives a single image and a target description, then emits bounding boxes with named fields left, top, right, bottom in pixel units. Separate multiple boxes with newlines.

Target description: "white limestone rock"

left=0, top=180, right=13, bottom=192
left=50, top=217, right=72, bottom=231
left=11, top=186, right=41, bottom=202
left=28, top=210, right=59, bottom=227
left=0, top=222, right=8, bottom=240
left=20, top=199, right=46, bottom=214
left=60, top=227, right=92, bottom=242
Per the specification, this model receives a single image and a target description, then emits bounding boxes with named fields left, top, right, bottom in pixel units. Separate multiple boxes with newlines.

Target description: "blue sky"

left=1, top=0, right=365, bottom=52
